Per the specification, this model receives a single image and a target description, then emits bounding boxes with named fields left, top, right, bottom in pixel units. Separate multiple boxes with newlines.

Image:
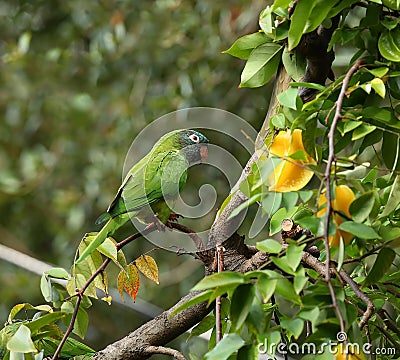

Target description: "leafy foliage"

left=182, top=1, right=400, bottom=359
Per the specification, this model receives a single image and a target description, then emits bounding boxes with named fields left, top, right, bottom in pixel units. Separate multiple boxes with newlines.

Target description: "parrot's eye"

left=189, top=134, right=200, bottom=143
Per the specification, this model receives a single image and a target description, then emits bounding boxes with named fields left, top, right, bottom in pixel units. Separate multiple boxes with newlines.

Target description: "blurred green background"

left=0, top=0, right=272, bottom=355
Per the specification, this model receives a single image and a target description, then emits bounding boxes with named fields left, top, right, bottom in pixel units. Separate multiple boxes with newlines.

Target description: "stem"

left=215, top=243, right=224, bottom=343
left=323, top=59, right=364, bottom=334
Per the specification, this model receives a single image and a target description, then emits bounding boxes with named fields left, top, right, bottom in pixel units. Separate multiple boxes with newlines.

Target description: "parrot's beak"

left=200, top=145, right=208, bottom=162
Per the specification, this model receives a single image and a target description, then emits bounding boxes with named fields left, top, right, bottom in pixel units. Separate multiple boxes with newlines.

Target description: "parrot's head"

left=176, top=129, right=209, bottom=164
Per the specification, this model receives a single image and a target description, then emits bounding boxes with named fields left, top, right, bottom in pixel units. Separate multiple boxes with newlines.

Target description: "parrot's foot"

left=168, top=213, right=184, bottom=222
left=145, top=219, right=166, bottom=232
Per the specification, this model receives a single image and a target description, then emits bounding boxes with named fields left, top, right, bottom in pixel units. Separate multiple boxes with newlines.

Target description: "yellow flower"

left=317, top=185, right=356, bottom=247
left=268, top=129, right=315, bottom=192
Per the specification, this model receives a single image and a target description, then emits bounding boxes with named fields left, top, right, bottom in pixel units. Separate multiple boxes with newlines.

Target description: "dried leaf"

left=135, top=255, right=159, bottom=284
left=117, top=264, right=140, bottom=302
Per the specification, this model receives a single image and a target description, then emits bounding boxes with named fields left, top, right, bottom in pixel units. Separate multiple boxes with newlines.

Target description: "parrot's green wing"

left=120, top=150, right=189, bottom=218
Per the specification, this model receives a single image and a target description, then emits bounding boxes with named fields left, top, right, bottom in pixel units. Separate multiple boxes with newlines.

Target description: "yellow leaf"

left=268, top=129, right=315, bottom=192
left=135, top=255, right=159, bottom=284
left=117, top=264, right=140, bottom=302
left=318, top=185, right=355, bottom=247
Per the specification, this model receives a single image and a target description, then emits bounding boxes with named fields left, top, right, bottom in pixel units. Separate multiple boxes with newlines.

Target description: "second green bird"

left=76, top=129, right=209, bottom=263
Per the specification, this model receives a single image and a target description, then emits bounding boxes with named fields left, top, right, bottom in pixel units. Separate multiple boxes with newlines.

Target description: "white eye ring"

left=189, top=134, right=200, bottom=143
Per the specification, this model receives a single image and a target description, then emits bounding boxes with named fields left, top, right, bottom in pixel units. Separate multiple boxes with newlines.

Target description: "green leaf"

left=299, top=190, right=313, bottom=203
left=222, top=32, right=270, bottom=60
left=288, top=0, right=338, bottom=50
left=229, top=193, right=262, bottom=219
left=230, top=284, right=255, bottom=330
left=271, top=113, right=286, bottom=129
left=281, top=317, right=304, bottom=339
left=277, top=87, right=299, bottom=110
left=351, top=124, right=376, bottom=140
left=256, top=239, right=282, bottom=253
left=362, top=107, right=399, bottom=129
left=282, top=47, right=306, bottom=82
left=259, top=7, right=273, bottom=34
left=7, top=304, right=52, bottom=323
left=380, top=175, right=400, bottom=217
left=97, top=238, right=118, bottom=262
left=287, top=244, right=305, bottom=271
left=329, top=1, right=357, bottom=16
left=379, top=225, right=400, bottom=241
left=275, top=277, right=302, bottom=305
left=271, top=0, right=292, bottom=11
left=293, top=268, right=308, bottom=294
left=261, top=192, right=282, bottom=216
left=256, top=275, right=277, bottom=302
left=298, top=307, right=320, bottom=327
left=378, top=29, right=400, bottom=62
left=25, top=312, right=67, bottom=335
left=371, top=78, right=386, bottom=98
left=271, top=256, right=296, bottom=275
left=192, top=272, right=245, bottom=291
left=350, top=191, right=375, bottom=223
left=170, top=290, right=213, bottom=317
left=364, top=247, right=396, bottom=286
left=382, top=0, right=400, bottom=11
left=240, top=43, right=283, bottom=88
left=269, top=207, right=287, bottom=235
left=290, top=82, right=326, bottom=91
left=288, top=0, right=315, bottom=50
left=40, top=275, right=52, bottom=303
left=6, top=325, right=36, bottom=353
left=73, top=307, right=89, bottom=339
left=189, top=315, right=215, bottom=340
left=339, top=221, right=381, bottom=240
left=366, top=67, right=389, bottom=77
left=382, top=132, right=400, bottom=171
left=205, top=334, right=245, bottom=360
left=44, top=267, right=69, bottom=279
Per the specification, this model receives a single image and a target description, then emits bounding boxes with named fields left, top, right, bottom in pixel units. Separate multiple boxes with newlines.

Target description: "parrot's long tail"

left=76, top=216, right=124, bottom=264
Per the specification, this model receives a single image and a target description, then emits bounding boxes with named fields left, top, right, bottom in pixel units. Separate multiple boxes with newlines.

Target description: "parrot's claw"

left=145, top=219, right=166, bottom=232
left=168, top=213, right=183, bottom=222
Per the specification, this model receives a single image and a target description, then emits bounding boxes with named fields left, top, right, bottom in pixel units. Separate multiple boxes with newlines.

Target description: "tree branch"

left=144, top=346, right=186, bottom=360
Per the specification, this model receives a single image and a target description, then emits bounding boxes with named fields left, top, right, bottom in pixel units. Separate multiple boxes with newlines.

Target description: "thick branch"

left=93, top=291, right=210, bottom=360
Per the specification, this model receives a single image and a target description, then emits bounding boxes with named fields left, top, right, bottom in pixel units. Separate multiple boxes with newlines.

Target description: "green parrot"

left=76, top=129, right=209, bottom=263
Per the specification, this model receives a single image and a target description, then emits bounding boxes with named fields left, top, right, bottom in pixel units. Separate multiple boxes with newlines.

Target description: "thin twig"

left=144, top=345, right=187, bottom=360
left=169, top=222, right=205, bottom=251
left=343, top=245, right=383, bottom=264
left=52, top=225, right=157, bottom=360
left=339, top=269, right=374, bottom=329
left=323, top=59, right=364, bottom=334
left=215, top=243, right=224, bottom=343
